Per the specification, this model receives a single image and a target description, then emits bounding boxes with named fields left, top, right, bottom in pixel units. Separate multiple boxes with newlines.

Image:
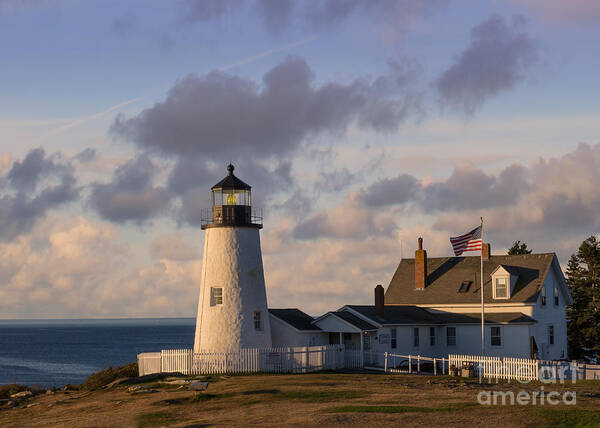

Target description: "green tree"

left=566, top=236, right=600, bottom=360
left=507, top=241, right=532, bottom=255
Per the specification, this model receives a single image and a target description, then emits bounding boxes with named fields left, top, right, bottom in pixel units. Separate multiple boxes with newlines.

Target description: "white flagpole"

left=480, top=217, right=485, bottom=356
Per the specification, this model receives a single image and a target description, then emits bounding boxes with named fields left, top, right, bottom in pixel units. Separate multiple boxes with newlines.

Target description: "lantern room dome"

left=211, top=164, right=251, bottom=191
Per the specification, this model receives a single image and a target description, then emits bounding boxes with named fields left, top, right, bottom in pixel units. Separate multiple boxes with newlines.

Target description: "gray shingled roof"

left=432, top=312, right=537, bottom=325
left=269, top=309, right=321, bottom=331
left=345, top=306, right=536, bottom=326
left=345, top=305, right=440, bottom=325
left=331, top=311, right=378, bottom=330
left=385, top=253, right=556, bottom=305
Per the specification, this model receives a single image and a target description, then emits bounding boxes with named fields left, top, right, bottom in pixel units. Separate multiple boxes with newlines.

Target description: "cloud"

left=89, top=154, right=171, bottom=223
left=359, top=173, right=420, bottom=206
left=355, top=162, right=528, bottom=211
left=150, top=233, right=201, bottom=261
left=431, top=143, right=600, bottom=255
left=264, top=221, right=439, bottom=314
left=6, top=147, right=70, bottom=192
left=293, top=194, right=397, bottom=240
left=305, top=0, right=446, bottom=44
left=183, top=0, right=243, bottom=22
left=111, top=56, right=422, bottom=161
left=0, top=215, right=202, bottom=318
left=0, top=148, right=79, bottom=240
left=74, top=147, right=97, bottom=163
left=256, top=0, right=294, bottom=34
left=508, top=0, right=600, bottom=25
left=434, top=14, right=538, bottom=115
left=180, top=0, right=445, bottom=40
left=422, top=163, right=528, bottom=211
left=316, top=168, right=357, bottom=193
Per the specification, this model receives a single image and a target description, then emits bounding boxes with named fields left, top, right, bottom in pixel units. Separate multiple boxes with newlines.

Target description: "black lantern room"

left=201, top=164, right=262, bottom=229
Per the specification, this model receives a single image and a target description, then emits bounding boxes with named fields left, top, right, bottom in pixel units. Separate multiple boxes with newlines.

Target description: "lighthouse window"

left=211, top=288, right=223, bottom=306
left=253, top=311, right=262, bottom=330
left=226, top=192, right=237, bottom=205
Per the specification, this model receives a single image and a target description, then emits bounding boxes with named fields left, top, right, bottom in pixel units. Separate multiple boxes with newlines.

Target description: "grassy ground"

left=1, top=371, right=599, bottom=427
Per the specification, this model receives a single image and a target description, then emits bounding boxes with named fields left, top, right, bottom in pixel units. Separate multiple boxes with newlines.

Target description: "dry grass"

left=1, top=372, right=599, bottom=427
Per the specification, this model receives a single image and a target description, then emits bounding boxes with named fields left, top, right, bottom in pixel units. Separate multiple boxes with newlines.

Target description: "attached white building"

left=271, top=240, right=572, bottom=361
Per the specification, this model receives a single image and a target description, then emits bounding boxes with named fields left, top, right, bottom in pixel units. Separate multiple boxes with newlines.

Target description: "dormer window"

left=490, top=265, right=518, bottom=300
left=494, top=277, right=508, bottom=299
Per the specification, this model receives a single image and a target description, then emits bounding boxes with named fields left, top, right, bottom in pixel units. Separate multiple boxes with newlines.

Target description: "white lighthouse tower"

left=193, top=164, right=272, bottom=353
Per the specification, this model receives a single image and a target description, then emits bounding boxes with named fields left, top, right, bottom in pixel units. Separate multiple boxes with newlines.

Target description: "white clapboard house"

left=270, top=239, right=572, bottom=361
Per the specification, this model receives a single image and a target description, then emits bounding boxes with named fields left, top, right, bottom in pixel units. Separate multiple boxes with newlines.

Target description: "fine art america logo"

left=476, top=363, right=578, bottom=406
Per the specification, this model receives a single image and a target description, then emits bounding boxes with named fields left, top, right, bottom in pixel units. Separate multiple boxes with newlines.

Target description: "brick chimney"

left=415, top=237, right=427, bottom=290
left=482, top=243, right=491, bottom=261
left=374, top=284, right=385, bottom=318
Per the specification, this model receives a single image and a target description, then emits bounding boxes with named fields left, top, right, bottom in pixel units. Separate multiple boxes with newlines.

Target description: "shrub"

left=80, top=362, right=138, bottom=390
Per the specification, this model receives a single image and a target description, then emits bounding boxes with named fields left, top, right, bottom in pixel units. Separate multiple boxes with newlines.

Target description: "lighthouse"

left=193, top=164, right=272, bottom=353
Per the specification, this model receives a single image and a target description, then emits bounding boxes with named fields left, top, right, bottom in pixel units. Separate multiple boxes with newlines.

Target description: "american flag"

left=450, top=225, right=482, bottom=256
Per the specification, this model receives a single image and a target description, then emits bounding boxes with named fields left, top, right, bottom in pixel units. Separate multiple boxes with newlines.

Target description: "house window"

left=491, top=326, right=502, bottom=347
left=494, top=277, right=508, bottom=299
left=430, top=327, right=435, bottom=346
left=413, top=328, right=419, bottom=347
left=210, top=287, right=223, bottom=306
left=446, top=327, right=456, bottom=346
left=541, top=287, right=547, bottom=306
left=548, top=325, right=554, bottom=345
left=253, top=311, right=262, bottom=330
left=391, top=328, right=397, bottom=349
left=554, top=287, right=559, bottom=306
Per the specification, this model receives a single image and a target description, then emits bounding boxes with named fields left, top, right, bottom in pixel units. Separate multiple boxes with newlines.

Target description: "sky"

left=1, top=0, right=599, bottom=319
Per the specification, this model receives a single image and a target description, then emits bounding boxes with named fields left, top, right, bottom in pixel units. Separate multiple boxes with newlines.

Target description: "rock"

left=45, top=390, right=55, bottom=395
left=0, top=399, right=17, bottom=409
left=127, top=385, right=157, bottom=394
left=103, top=377, right=130, bottom=390
left=188, top=381, right=209, bottom=391
left=10, top=391, right=32, bottom=399
left=161, top=379, right=189, bottom=385
left=131, top=389, right=158, bottom=394
left=26, top=403, right=38, bottom=408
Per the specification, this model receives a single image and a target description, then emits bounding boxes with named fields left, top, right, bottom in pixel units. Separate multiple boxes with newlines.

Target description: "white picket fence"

left=383, top=353, right=449, bottom=376
left=140, top=347, right=593, bottom=382
left=139, top=345, right=347, bottom=375
left=449, top=354, right=539, bottom=381
left=344, top=349, right=363, bottom=369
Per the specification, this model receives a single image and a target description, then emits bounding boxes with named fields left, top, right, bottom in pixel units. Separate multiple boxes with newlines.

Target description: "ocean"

left=0, top=318, right=195, bottom=388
